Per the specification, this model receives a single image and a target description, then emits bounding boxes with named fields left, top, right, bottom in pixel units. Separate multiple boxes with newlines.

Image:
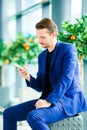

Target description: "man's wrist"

left=26, top=74, right=30, bottom=81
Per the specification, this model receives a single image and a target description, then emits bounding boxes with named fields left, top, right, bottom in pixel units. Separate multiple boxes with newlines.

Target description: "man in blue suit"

left=3, top=18, right=87, bottom=130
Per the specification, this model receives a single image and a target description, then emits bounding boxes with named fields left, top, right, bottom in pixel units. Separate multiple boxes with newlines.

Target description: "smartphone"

left=14, top=63, right=24, bottom=70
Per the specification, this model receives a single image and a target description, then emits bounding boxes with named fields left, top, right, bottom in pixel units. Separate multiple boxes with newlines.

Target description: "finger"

left=18, top=70, right=27, bottom=77
left=24, top=66, right=28, bottom=70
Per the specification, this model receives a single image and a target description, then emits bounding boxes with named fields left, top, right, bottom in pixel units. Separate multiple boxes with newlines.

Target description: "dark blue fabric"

left=3, top=99, right=69, bottom=130
left=3, top=42, right=87, bottom=130
left=27, top=42, right=87, bottom=115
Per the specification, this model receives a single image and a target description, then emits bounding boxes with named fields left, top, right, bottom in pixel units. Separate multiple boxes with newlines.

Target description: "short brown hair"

left=35, top=18, right=58, bottom=35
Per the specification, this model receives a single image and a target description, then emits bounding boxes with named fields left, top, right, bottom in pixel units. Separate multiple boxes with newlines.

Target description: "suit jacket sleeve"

left=46, top=44, right=78, bottom=105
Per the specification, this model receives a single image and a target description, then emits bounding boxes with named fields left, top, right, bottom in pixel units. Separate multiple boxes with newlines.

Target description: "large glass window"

left=22, top=8, right=42, bottom=35
left=22, top=0, right=44, bottom=10
left=7, top=0, right=16, bottom=17
left=7, top=20, right=16, bottom=40
left=71, top=0, right=82, bottom=22
left=7, top=0, right=16, bottom=40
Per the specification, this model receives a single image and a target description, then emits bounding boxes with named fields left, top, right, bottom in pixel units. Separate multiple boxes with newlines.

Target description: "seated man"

left=3, top=18, right=87, bottom=130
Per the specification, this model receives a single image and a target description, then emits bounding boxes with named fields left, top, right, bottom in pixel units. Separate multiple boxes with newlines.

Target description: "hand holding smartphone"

left=14, top=63, right=30, bottom=81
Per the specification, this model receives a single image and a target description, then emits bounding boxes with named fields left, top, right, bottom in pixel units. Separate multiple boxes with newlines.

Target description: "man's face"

left=36, top=28, right=55, bottom=48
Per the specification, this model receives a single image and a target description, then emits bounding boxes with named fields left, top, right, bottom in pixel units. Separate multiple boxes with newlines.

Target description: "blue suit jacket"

left=26, top=42, right=87, bottom=116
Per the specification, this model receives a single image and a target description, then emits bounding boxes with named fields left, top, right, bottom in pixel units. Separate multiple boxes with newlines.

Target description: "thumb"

left=24, top=65, right=28, bottom=70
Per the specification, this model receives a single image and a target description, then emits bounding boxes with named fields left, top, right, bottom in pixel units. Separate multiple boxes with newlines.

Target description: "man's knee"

left=3, top=107, right=13, bottom=118
left=3, top=108, right=10, bottom=116
left=27, top=110, right=37, bottom=124
left=27, top=109, right=44, bottom=124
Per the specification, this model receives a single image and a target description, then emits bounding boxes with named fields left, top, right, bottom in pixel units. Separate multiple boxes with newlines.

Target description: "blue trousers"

left=3, top=99, right=69, bottom=130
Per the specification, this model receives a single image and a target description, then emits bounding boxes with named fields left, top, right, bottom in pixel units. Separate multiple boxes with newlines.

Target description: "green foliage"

left=0, top=39, right=11, bottom=65
left=0, top=33, right=42, bottom=66
left=58, top=15, right=87, bottom=60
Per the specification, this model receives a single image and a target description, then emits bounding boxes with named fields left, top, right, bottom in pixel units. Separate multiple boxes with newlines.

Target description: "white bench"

left=49, top=114, right=83, bottom=130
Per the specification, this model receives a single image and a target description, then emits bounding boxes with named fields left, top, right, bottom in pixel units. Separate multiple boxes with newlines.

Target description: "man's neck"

left=48, top=39, right=57, bottom=52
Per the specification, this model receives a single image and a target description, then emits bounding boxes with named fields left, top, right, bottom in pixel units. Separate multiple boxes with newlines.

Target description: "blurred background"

left=0, top=0, right=87, bottom=130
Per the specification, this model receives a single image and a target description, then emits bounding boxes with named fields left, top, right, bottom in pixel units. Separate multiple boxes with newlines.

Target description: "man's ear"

left=51, top=32, right=56, bottom=38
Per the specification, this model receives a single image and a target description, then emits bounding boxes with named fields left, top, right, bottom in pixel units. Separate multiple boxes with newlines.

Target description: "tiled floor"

left=18, top=122, right=31, bottom=130
left=0, top=114, right=31, bottom=130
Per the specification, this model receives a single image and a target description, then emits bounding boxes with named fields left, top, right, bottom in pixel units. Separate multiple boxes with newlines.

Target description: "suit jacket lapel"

left=51, top=43, right=57, bottom=68
left=51, top=42, right=61, bottom=68
left=42, top=49, right=48, bottom=76
left=41, top=42, right=60, bottom=79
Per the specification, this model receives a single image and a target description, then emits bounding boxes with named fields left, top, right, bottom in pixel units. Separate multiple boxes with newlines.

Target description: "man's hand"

left=35, top=99, right=52, bottom=109
left=18, top=66, right=30, bottom=81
